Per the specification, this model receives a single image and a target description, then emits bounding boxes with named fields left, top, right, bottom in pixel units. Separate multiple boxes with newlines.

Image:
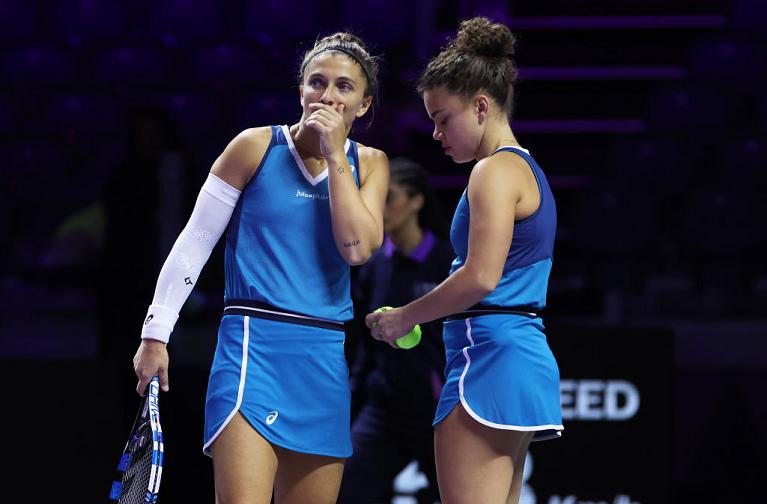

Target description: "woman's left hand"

left=305, top=103, right=347, bottom=163
left=365, top=306, right=413, bottom=349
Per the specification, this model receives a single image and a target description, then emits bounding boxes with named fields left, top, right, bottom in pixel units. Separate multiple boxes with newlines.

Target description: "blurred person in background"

left=99, top=106, right=197, bottom=366
left=339, top=157, right=453, bottom=504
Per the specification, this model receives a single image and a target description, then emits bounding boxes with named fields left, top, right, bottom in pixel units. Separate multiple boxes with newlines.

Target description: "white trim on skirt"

left=202, top=315, right=250, bottom=456
left=457, top=318, right=564, bottom=437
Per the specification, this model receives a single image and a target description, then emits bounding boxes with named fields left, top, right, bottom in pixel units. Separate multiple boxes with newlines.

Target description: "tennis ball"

left=373, top=306, right=422, bottom=349
left=396, top=323, right=422, bottom=349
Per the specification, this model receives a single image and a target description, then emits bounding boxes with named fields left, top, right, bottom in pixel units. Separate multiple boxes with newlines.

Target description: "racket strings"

left=110, top=378, right=163, bottom=503
left=119, top=420, right=154, bottom=503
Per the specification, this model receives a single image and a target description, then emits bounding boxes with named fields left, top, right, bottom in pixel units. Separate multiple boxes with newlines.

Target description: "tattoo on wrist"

left=337, top=166, right=345, bottom=174
left=343, top=239, right=361, bottom=248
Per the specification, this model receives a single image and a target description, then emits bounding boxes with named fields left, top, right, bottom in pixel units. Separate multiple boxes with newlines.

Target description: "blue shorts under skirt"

left=202, top=314, right=352, bottom=458
left=434, top=315, right=563, bottom=442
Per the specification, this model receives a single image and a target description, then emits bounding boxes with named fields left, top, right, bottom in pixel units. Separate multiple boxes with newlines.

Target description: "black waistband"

left=446, top=304, right=541, bottom=321
left=223, top=299, right=345, bottom=332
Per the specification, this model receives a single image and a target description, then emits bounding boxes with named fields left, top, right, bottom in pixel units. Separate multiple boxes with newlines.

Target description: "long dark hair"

left=389, top=157, right=450, bottom=240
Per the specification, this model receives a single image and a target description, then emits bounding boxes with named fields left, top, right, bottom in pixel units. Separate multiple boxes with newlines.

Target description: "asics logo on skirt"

left=266, top=411, right=279, bottom=425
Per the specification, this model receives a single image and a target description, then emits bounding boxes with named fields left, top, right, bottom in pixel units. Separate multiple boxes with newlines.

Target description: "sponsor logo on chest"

left=295, top=189, right=329, bottom=200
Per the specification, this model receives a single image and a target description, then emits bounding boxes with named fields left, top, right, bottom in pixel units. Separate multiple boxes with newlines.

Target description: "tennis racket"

left=109, top=376, right=164, bottom=503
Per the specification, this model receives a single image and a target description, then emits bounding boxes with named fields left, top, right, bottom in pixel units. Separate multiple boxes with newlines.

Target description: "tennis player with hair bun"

left=366, top=17, right=563, bottom=504
left=132, top=32, right=389, bottom=503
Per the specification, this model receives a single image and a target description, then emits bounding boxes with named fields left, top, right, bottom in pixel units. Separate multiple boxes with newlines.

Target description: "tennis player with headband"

left=365, top=17, right=563, bottom=504
left=132, top=32, right=388, bottom=503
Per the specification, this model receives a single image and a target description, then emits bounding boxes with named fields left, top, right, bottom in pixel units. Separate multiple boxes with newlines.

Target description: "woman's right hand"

left=133, top=339, right=170, bottom=395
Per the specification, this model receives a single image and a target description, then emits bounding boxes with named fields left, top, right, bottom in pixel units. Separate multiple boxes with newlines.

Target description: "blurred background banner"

left=528, top=326, right=673, bottom=503
left=1, top=0, right=765, bottom=502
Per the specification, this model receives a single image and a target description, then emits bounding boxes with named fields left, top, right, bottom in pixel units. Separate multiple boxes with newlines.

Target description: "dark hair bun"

left=456, top=17, right=516, bottom=58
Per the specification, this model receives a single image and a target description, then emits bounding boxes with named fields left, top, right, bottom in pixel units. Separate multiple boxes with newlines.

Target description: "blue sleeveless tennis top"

left=223, top=125, right=361, bottom=321
left=449, top=146, right=556, bottom=309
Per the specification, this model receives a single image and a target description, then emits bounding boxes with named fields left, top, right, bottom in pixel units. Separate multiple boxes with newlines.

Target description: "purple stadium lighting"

left=508, top=15, right=726, bottom=30
left=513, top=119, right=646, bottom=134
left=519, top=66, right=686, bottom=81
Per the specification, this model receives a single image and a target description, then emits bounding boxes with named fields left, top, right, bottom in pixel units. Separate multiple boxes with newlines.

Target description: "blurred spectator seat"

left=190, top=45, right=262, bottom=87
left=164, top=93, right=223, bottom=146
left=570, top=185, right=660, bottom=322
left=682, top=189, right=767, bottom=314
left=8, top=140, right=71, bottom=201
left=718, top=137, right=767, bottom=189
left=571, top=186, right=659, bottom=258
left=646, top=87, right=731, bottom=140
left=93, top=47, right=169, bottom=86
left=0, top=95, right=20, bottom=135
left=731, top=0, right=767, bottom=37
left=339, top=0, right=414, bottom=46
left=2, top=48, right=75, bottom=85
left=151, top=0, right=221, bottom=45
left=244, top=1, right=321, bottom=41
left=192, top=139, right=227, bottom=173
left=0, top=0, right=37, bottom=41
left=10, top=138, right=99, bottom=220
left=684, top=189, right=767, bottom=259
left=608, top=136, right=693, bottom=196
left=690, top=40, right=766, bottom=94
left=235, top=94, right=298, bottom=132
left=45, top=93, right=123, bottom=139
left=90, top=138, right=128, bottom=188
left=54, top=0, right=125, bottom=45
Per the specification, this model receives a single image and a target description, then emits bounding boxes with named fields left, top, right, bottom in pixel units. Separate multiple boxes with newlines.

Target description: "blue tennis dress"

left=434, top=146, right=564, bottom=441
left=202, top=125, right=360, bottom=458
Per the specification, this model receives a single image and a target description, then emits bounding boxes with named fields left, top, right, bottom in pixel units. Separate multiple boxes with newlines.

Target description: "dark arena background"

left=1, top=1, right=766, bottom=503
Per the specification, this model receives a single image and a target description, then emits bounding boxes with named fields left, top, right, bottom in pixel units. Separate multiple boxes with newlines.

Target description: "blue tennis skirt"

left=434, top=315, right=563, bottom=441
left=202, top=314, right=352, bottom=458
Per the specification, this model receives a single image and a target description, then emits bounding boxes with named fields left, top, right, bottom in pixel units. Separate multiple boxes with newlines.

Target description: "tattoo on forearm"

left=337, top=166, right=345, bottom=174
left=343, top=239, right=361, bottom=248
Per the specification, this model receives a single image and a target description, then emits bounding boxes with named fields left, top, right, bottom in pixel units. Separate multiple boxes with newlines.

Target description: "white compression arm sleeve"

left=140, top=173, right=241, bottom=343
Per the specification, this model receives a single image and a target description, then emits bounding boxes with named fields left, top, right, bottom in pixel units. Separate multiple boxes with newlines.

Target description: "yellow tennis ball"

left=372, top=306, right=422, bottom=349
left=396, top=323, right=422, bottom=349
